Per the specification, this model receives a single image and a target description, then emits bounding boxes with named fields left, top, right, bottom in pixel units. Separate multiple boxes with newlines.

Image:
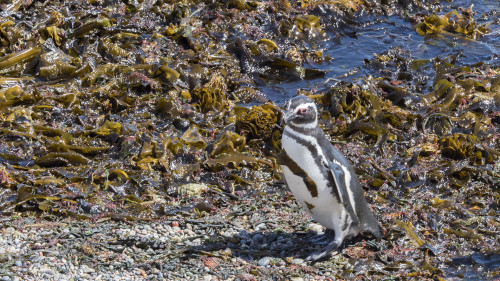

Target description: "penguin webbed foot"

left=307, top=229, right=334, bottom=245
left=305, top=240, right=339, bottom=262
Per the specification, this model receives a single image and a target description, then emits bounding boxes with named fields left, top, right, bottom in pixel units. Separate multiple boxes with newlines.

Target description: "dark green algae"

left=0, top=0, right=499, bottom=280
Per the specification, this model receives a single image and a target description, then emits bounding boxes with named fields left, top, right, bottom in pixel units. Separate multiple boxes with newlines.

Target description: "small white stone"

left=307, top=223, right=324, bottom=234
left=80, top=264, right=95, bottom=274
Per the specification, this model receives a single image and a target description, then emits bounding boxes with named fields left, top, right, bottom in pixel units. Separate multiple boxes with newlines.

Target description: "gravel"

left=0, top=183, right=498, bottom=280
left=0, top=194, right=354, bottom=281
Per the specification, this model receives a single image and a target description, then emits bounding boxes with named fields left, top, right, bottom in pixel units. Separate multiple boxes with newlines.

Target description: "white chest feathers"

left=281, top=128, right=353, bottom=232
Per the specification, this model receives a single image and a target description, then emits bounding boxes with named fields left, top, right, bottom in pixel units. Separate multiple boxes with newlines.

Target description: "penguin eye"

left=298, top=108, right=308, bottom=115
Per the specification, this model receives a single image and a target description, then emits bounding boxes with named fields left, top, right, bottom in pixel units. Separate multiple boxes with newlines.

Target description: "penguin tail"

left=357, top=201, right=382, bottom=238
left=362, top=221, right=382, bottom=238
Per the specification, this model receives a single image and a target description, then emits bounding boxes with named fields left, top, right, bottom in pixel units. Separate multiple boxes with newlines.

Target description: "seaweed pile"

left=0, top=0, right=498, bottom=279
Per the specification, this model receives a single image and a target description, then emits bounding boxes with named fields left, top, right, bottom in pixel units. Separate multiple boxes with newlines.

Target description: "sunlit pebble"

left=172, top=221, right=179, bottom=227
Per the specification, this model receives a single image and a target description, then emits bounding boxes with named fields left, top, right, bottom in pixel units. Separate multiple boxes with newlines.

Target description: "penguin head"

left=284, top=95, right=318, bottom=129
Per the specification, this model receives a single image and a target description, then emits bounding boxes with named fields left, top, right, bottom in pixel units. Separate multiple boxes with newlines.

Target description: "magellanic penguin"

left=280, top=95, right=382, bottom=261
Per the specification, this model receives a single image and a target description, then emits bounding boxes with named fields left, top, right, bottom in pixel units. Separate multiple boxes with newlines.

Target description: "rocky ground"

left=0, top=193, right=374, bottom=281
left=1, top=178, right=499, bottom=281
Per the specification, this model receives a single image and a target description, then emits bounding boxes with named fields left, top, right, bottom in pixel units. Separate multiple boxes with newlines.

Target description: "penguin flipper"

left=325, top=160, right=360, bottom=226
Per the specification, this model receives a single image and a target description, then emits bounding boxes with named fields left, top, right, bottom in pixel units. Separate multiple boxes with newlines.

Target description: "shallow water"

left=263, top=0, right=499, bottom=103
left=449, top=253, right=500, bottom=280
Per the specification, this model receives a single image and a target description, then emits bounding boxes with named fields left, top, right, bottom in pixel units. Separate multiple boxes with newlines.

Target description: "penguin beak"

left=284, top=110, right=292, bottom=124
left=279, top=109, right=286, bottom=126
left=281, top=99, right=295, bottom=125
left=282, top=108, right=295, bottom=125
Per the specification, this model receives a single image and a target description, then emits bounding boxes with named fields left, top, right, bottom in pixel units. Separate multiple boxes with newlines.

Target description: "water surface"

left=262, top=0, right=499, bottom=103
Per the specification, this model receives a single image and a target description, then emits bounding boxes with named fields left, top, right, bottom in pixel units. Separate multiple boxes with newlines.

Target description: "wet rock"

left=252, top=233, right=265, bottom=243
left=291, top=258, right=305, bottom=265
left=173, top=118, right=190, bottom=131
left=257, top=257, right=270, bottom=267
left=255, top=223, right=267, bottom=230
left=80, top=265, right=95, bottom=274
left=178, top=183, right=209, bottom=197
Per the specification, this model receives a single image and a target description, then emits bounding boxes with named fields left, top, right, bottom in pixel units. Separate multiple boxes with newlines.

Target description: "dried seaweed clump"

left=297, top=0, right=364, bottom=12
left=326, top=82, right=407, bottom=145
left=211, top=131, right=246, bottom=157
left=413, top=5, right=491, bottom=39
left=289, top=15, right=327, bottom=41
left=192, top=74, right=229, bottom=113
left=235, top=104, right=280, bottom=140
left=439, top=133, right=478, bottom=160
left=181, top=126, right=207, bottom=151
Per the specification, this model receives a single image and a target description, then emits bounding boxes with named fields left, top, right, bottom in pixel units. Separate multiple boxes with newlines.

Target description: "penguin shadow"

left=183, top=229, right=379, bottom=262
left=183, top=229, right=316, bottom=261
